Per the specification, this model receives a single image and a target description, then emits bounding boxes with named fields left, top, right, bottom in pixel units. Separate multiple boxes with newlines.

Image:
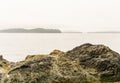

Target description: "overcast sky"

left=0, top=0, right=120, bottom=32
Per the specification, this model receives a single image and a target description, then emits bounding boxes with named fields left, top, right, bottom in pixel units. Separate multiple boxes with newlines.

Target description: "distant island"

left=0, top=28, right=61, bottom=33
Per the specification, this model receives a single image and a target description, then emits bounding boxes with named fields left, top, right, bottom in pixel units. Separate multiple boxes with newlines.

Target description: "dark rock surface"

left=66, top=43, right=120, bottom=82
left=1, top=43, right=120, bottom=83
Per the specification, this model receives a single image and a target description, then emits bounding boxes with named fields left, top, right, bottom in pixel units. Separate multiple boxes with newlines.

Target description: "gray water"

left=0, top=33, right=119, bottom=62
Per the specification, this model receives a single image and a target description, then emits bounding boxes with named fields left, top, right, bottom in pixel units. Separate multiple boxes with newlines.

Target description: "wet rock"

left=1, top=43, right=120, bottom=83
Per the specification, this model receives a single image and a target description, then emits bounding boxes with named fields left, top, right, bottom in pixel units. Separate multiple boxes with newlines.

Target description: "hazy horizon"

left=1, top=27, right=120, bottom=33
left=0, top=0, right=120, bottom=32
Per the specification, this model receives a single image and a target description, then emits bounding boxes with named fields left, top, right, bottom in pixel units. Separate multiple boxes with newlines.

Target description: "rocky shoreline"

left=0, top=43, right=120, bottom=83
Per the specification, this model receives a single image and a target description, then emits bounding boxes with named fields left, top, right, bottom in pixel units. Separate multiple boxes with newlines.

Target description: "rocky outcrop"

left=66, top=43, right=120, bottom=82
left=1, top=43, right=120, bottom=83
left=0, top=55, right=13, bottom=83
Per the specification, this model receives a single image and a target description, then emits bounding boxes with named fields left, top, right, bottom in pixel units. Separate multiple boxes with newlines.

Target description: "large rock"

left=66, top=43, right=120, bottom=82
left=1, top=43, right=120, bottom=83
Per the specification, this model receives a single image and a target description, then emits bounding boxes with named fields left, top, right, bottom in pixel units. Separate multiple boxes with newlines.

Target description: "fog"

left=0, top=0, right=120, bottom=32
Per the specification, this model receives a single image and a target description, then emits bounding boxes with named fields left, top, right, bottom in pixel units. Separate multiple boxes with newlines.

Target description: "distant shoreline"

left=0, top=28, right=120, bottom=33
left=0, top=28, right=61, bottom=33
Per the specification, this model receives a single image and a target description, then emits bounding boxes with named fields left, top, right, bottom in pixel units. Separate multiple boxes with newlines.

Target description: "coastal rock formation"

left=1, top=43, right=120, bottom=83
left=0, top=55, right=13, bottom=82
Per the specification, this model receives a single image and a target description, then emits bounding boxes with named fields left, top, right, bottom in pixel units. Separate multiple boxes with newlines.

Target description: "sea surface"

left=0, top=33, right=119, bottom=62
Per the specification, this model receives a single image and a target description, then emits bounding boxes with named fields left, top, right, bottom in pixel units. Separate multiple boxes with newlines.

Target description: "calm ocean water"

left=0, top=33, right=119, bottom=62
